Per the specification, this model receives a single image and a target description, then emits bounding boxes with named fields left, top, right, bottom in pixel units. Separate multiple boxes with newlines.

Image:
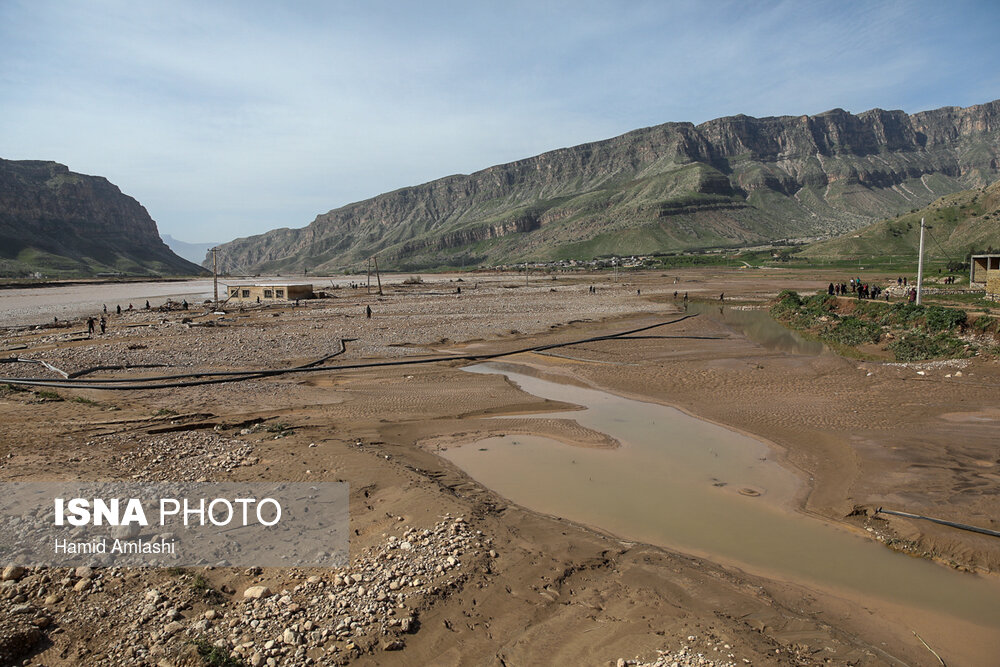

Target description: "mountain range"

left=162, top=234, right=219, bottom=265
left=211, top=100, right=1000, bottom=273
left=0, top=159, right=205, bottom=278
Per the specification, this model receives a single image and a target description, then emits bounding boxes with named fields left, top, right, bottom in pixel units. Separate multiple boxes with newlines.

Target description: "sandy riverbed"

left=1, top=268, right=998, bottom=666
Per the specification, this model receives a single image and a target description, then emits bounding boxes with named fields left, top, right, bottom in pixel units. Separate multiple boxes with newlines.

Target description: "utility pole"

left=210, top=247, right=219, bottom=308
left=367, top=258, right=371, bottom=294
left=916, top=217, right=926, bottom=305
left=373, top=255, right=383, bottom=295
left=525, top=262, right=529, bottom=287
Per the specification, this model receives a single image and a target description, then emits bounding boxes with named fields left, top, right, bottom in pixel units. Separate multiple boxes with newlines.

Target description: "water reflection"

left=684, top=301, right=826, bottom=355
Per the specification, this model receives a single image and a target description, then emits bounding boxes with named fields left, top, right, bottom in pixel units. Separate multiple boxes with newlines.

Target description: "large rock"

left=242, top=585, right=272, bottom=600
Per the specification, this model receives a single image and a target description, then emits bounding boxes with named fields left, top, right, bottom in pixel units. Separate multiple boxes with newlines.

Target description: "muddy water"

left=444, top=365, right=1000, bottom=629
left=684, top=301, right=827, bottom=355
left=0, top=280, right=217, bottom=326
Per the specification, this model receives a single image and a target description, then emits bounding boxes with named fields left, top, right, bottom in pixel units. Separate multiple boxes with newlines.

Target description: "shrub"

left=266, top=422, right=294, bottom=437
left=889, top=331, right=966, bottom=361
left=190, top=638, right=247, bottom=667
left=972, top=315, right=995, bottom=334
left=771, top=290, right=802, bottom=316
left=924, top=305, right=966, bottom=332
left=885, top=303, right=925, bottom=327
left=825, top=317, right=882, bottom=345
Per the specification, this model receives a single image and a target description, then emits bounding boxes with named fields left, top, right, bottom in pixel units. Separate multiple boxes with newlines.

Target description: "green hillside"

left=798, top=180, right=1000, bottom=268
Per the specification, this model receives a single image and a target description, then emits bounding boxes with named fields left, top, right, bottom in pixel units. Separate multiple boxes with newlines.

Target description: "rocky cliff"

left=214, top=100, right=1000, bottom=272
left=0, top=159, right=206, bottom=277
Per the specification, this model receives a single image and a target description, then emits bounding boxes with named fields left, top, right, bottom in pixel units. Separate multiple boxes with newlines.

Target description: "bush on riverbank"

left=770, top=291, right=981, bottom=361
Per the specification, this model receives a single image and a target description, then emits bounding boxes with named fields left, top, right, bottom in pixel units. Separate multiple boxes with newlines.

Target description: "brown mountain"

left=0, top=159, right=206, bottom=278
left=214, top=99, right=1000, bottom=273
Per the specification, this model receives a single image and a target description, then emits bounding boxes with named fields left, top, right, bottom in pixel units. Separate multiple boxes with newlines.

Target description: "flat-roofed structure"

left=226, top=283, right=313, bottom=303
left=971, top=254, right=1000, bottom=301
left=971, top=254, right=1000, bottom=284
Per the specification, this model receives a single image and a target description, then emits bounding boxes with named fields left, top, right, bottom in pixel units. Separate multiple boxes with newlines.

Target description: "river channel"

left=443, top=364, right=1000, bottom=636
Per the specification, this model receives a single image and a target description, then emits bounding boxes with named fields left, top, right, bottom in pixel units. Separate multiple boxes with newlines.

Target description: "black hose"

left=0, top=315, right=696, bottom=391
left=61, top=340, right=352, bottom=382
left=875, top=507, right=1000, bottom=539
left=68, top=363, right=170, bottom=378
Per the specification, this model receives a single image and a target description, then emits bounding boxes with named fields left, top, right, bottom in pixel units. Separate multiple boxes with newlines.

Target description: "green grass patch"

left=72, top=396, right=100, bottom=406
left=266, top=422, right=294, bottom=437
left=190, top=638, right=247, bottom=667
left=888, top=331, right=967, bottom=362
left=770, top=290, right=980, bottom=362
left=823, top=317, right=882, bottom=345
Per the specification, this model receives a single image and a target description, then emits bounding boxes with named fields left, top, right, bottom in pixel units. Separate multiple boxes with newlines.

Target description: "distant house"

left=971, top=254, right=1000, bottom=301
left=226, top=283, right=313, bottom=303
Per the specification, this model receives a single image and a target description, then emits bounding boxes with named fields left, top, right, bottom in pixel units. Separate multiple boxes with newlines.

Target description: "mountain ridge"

left=211, top=99, right=1000, bottom=273
left=0, top=159, right=207, bottom=278
left=162, top=234, right=220, bottom=266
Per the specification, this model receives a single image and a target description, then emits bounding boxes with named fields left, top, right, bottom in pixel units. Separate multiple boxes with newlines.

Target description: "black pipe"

left=0, top=315, right=696, bottom=391
left=875, top=507, right=1000, bottom=539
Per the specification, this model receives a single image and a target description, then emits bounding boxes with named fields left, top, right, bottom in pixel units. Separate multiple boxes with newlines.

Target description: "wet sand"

left=2, top=268, right=999, bottom=666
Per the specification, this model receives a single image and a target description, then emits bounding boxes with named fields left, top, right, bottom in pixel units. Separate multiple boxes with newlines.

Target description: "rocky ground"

left=2, top=269, right=999, bottom=666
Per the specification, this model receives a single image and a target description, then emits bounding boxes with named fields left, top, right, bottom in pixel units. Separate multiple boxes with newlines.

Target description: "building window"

left=263, top=289, right=273, bottom=298
left=275, top=289, right=285, bottom=298
left=230, top=289, right=238, bottom=296
left=242, top=290, right=250, bottom=298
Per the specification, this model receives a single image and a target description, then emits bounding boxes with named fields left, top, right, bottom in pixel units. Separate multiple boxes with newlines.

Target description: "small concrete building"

left=226, top=283, right=313, bottom=303
left=970, top=254, right=1000, bottom=300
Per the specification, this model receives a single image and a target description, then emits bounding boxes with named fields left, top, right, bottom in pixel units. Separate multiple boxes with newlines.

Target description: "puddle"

left=443, top=364, right=1000, bottom=628
left=684, top=301, right=827, bottom=355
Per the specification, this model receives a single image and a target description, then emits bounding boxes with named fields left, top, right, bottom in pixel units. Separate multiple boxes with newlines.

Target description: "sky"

left=2, top=1, right=998, bottom=244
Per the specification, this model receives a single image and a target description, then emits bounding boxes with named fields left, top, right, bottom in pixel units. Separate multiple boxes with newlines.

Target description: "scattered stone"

left=243, top=585, right=272, bottom=600
left=0, top=624, right=41, bottom=665
left=163, top=621, right=184, bottom=637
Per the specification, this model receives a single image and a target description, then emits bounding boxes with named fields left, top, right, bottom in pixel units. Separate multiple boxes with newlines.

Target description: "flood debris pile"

left=131, top=517, right=483, bottom=665
left=102, top=431, right=259, bottom=482
left=617, top=643, right=740, bottom=667
left=1, top=517, right=490, bottom=665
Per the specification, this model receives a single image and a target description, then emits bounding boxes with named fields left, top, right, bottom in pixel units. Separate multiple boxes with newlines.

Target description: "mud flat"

left=1, top=268, right=999, bottom=666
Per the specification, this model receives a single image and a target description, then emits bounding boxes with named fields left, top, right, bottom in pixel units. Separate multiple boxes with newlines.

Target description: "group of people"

left=79, top=298, right=190, bottom=337
left=85, top=315, right=106, bottom=336
left=828, top=278, right=888, bottom=301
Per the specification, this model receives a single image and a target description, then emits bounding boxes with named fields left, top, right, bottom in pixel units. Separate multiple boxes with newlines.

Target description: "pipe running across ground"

left=0, top=315, right=697, bottom=391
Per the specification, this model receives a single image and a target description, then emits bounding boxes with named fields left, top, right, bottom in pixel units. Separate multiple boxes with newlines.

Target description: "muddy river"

left=444, top=364, right=1000, bottom=639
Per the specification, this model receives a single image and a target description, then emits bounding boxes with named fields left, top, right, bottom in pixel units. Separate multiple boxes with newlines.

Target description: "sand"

left=1, top=268, right=998, bottom=666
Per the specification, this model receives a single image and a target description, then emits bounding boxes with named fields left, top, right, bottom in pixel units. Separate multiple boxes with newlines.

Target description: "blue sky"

left=2, top=0, right=998, bottom=243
